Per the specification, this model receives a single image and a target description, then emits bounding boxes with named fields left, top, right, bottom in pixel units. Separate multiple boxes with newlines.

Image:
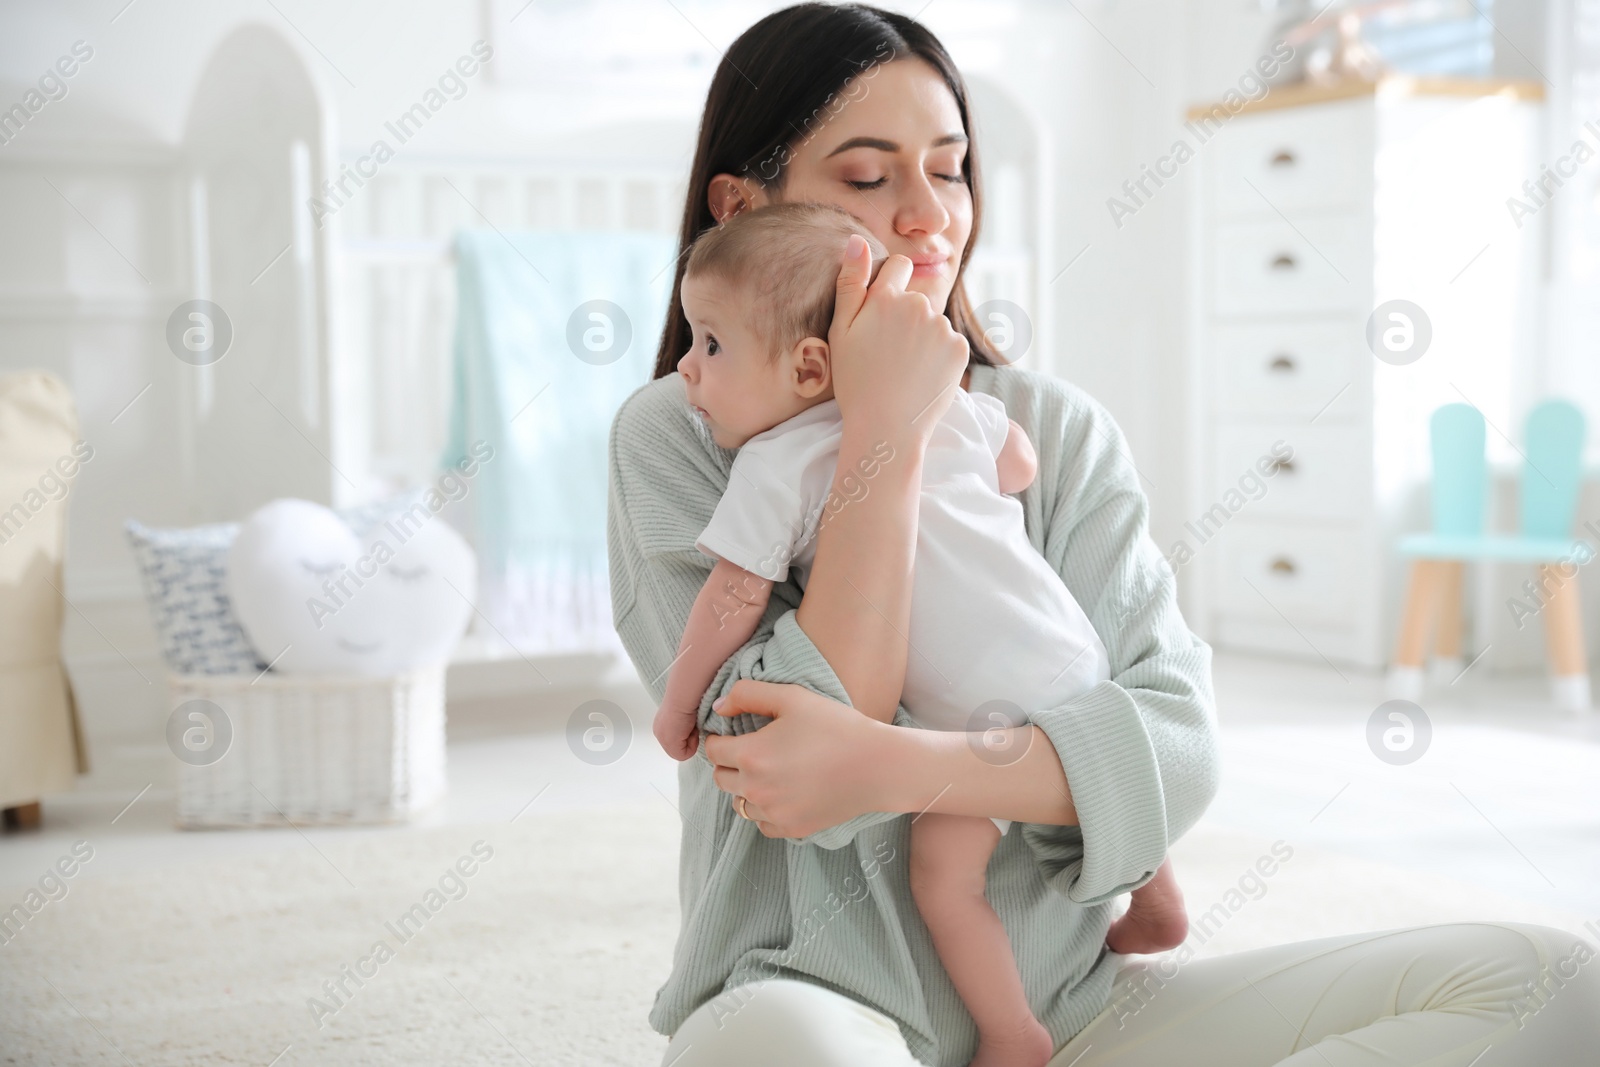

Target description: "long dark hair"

left=650, top=2, right=999, bottom=380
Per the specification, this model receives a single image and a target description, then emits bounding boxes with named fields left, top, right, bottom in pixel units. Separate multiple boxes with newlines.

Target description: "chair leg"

left=2, top=802, right=41, bottom=831
left=1390, top=560, right=1446, bottom=700
left=1432, top=561, right=1466, bottom=683
left=1540, top=564, right=1591, bottom=713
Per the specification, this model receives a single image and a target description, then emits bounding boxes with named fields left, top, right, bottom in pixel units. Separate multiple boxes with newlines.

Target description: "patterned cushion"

left=125, top=519, right=265, bottom=675
left=125, top=490, right=429, bottom=676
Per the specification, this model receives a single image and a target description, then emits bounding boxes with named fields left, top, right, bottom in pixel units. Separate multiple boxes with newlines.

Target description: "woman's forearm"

left=794, top=425, right=924, bottom=724
left=871, top=721, right=1078, bottom=826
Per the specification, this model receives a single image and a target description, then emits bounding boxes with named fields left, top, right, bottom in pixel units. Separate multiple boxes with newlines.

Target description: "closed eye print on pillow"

left=227, top=499, right=477, bottom=676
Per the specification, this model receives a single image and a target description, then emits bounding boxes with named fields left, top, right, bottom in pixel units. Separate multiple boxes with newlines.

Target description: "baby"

left=653, top=202, right=1187, bottom=1067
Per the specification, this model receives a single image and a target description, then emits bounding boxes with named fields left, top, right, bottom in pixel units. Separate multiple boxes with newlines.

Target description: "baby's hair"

left=683, top=202, right=888, bottom=361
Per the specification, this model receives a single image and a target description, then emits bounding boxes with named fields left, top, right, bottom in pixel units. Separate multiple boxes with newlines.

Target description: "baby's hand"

left=653, top=702, right=701, bottom=762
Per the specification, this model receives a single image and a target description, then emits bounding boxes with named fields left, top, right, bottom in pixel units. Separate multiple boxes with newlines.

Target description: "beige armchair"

left=0, top=371, right=88, bottom=829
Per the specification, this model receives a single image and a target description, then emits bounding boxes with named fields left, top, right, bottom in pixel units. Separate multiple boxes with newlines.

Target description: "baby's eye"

left=706, top=336, right=720, bottom=356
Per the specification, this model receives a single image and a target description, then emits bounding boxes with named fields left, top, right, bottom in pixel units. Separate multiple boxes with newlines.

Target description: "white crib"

left=331, top=158, right=688, bottom=501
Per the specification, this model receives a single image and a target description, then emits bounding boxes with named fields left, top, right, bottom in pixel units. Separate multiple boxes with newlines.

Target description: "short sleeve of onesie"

left=965, top=390, right=1012, bottom=460
left=694, top=403, right=842, bottom=583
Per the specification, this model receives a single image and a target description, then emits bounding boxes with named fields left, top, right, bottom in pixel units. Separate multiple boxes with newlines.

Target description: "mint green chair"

left=1390, top=400, right=1593, bottom=712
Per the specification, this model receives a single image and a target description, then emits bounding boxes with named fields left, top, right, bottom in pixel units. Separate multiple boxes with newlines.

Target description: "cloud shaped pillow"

left=226, top=498, right=476, bottom=676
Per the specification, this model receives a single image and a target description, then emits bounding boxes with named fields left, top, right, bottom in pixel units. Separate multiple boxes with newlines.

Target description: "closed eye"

left=299, top=558, right=343, bottom=576
left=389, top=564, right=430, bottom=582
left=846, top=173, right=965, bottom=191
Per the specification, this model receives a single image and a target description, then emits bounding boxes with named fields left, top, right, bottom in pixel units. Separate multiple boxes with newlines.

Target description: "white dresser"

left=1184, top=78, right=1544, bottom=669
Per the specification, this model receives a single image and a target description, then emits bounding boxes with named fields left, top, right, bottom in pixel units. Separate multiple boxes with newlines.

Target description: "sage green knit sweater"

left=606, top=361, right=1220, bottom=1066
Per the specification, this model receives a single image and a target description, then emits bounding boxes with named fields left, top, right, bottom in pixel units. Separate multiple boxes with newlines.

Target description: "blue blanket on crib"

left=443, top=228, right=678, bottom=591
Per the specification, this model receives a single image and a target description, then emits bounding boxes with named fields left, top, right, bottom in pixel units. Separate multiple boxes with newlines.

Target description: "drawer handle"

left=1269, top=457, right=1297, bottom=475
left=1268, top=557, right=1297, bottom=576
left=1270, top=254, right=1297, bottom=271
left=1268, top=354, right=1297, bottom=373
left=1270, top=150, right=1297, bottom=167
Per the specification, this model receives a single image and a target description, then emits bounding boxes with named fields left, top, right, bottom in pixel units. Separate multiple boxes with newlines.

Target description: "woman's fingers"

left=704, top=679, right=806, bottom=796
left=832, top=233, right=872, bottom=331
left=825, top=240, right=963, bottom=441
left=710, top=678, right=792, bottom=721
left=709, top=765, right=781, bottom=837
left=710, top=760, right=744, bottom=795
left=698, top=678, right=891, bottom=839
left=869, top=253, right=914, bottom=299
left=829, top=244, right=913, bottom=345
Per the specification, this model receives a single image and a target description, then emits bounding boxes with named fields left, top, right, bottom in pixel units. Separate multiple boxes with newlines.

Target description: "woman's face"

left=707, top=58, right=974, bottom=314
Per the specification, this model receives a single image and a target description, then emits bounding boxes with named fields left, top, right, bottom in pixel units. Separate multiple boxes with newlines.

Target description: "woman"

left=605, top=5, right=1600, bottom=1064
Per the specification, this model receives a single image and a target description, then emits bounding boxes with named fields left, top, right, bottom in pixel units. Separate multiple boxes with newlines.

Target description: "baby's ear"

left=791, top=336, right=831, bottom=398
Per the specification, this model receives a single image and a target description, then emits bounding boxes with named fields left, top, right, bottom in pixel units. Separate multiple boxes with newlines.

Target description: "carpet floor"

left=1, top=799, right=1588, bottom=1066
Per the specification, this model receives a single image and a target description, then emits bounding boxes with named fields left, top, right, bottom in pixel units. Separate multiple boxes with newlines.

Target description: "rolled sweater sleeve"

left=978, top=366, right=1220, bottom=905
left=607, top=376, right=913, bottom=850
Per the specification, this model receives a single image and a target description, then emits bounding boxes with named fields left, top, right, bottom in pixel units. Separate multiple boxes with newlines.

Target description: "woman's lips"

left=909, top=254, right=948, bottom=277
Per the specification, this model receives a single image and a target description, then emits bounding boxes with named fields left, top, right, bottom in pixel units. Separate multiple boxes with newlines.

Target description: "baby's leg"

left=1105, top=856, right=1189, bottom=955
left=908, top=813, right=1054, bottom=1067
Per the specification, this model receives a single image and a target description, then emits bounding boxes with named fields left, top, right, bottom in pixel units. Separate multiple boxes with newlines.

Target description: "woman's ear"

left=789, top=336, right=831, bottom=398
left=707, top=173, right=766, bottom=224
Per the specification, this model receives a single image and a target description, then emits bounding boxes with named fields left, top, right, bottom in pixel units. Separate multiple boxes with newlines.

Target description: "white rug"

left=2, top=802, right=682, bottom=1066
left=1, top=802, right=1589, bottom=1065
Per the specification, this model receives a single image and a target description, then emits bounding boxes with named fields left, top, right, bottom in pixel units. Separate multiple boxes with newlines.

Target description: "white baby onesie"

left=695, top=387, right=1111, bottom=835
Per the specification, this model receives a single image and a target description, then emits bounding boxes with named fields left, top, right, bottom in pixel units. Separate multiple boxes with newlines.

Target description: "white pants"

left=659, top=922, right=1599, bottom=1066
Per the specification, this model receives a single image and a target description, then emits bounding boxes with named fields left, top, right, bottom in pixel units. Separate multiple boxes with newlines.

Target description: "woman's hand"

left=828, top=234, right=969, bottom=445
left=702, top=678, right=898, bottom=838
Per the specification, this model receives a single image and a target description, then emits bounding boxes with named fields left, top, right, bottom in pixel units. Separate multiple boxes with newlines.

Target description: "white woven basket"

left=168, top=666, right=447, bottom=828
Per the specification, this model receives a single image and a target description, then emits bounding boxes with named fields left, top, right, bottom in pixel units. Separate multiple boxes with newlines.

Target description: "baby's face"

left=678, top=273, right=814, bottom=449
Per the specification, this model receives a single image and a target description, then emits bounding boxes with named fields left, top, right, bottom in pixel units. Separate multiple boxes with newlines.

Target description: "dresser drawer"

left=1208, top=101, right=1372, bottom=218
left=1212, top=217, right=1367, bottom=317
left=1212, top=424, right=1368, bottom=521
left=1213, top=319, right=1363, bottom=420
left=1212, top=521, right=1364, bottom=625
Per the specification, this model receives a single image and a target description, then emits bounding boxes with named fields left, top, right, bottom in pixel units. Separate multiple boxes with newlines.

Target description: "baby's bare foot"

left=1105, top=858, right=1188, bottom=955
left=969, top=1016, right=1053, bottom=1067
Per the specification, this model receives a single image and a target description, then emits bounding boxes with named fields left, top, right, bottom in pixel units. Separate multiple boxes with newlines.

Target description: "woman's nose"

left=896, top=172, right=951, bottom=238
